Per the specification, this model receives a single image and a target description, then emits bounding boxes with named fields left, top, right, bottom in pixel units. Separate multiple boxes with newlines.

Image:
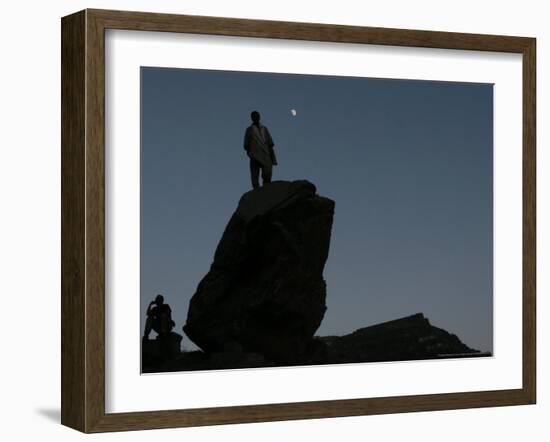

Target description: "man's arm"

left=243, top=127, right=251, bottom=152
left=265, top=127, right=274, bottom=148
left=265, top=127, right=277, bottom=165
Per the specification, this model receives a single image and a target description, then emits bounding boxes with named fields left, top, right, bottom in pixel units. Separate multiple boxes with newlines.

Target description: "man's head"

left=251, top=111, right=261, bottom=124
left=154, top=294, right=164, bottom=305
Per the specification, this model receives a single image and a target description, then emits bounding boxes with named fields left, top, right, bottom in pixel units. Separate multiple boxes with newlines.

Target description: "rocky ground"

left=142, top=180, right=489, bottom=374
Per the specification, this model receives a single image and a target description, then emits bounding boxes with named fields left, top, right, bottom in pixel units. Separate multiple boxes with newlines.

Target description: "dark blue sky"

left=141, top=67, right=493, bottom=353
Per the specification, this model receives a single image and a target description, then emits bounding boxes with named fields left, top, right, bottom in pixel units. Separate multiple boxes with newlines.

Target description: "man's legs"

left=143, top=316, right=153, bottom=340
left=250, top=158, right=260, bottom=189
left=262, top=162, right=273, bottom=185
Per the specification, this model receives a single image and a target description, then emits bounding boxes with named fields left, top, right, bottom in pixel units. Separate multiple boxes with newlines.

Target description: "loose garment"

left=244, top=123, right=276, bottom=167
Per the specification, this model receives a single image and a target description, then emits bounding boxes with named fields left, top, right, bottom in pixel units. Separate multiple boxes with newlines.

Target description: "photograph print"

left=140, top=66, right=493, bottom=373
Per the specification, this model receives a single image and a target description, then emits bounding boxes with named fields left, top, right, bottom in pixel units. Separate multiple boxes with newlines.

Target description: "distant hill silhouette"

left=317, top=313, right=484, bottom=365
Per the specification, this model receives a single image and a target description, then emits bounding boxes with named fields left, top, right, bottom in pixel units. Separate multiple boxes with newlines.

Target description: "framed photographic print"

left=61, top=9, right=536, bottom=433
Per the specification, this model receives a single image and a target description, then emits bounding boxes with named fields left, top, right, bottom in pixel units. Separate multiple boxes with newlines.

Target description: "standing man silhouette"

left=243, top=111, right=277, bottom=189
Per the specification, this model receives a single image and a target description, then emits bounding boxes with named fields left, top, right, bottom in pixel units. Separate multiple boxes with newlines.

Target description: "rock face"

left=183, top=180, right=335, bottom=363
left=319, top=313, right=480, bottom=364
left=141, top=332, right=183, bottom=368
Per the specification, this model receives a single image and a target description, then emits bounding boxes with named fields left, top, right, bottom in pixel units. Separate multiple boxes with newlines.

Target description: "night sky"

left=140, top=67, right=493, bottom=353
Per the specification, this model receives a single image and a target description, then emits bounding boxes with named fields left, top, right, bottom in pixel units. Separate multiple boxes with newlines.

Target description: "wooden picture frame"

left=61, top=8, right=536, bottom=433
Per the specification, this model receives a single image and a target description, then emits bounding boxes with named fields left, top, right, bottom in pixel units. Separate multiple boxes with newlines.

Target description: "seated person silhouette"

left=143, top=294, right=175, bottom=340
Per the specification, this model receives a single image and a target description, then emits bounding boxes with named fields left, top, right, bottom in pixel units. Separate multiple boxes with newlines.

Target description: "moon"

left=290, top=108, right=297, bottom=117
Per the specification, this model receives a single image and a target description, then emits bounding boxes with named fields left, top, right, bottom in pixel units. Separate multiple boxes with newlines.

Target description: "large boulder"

left=183, top=180, right=335, bottom=363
